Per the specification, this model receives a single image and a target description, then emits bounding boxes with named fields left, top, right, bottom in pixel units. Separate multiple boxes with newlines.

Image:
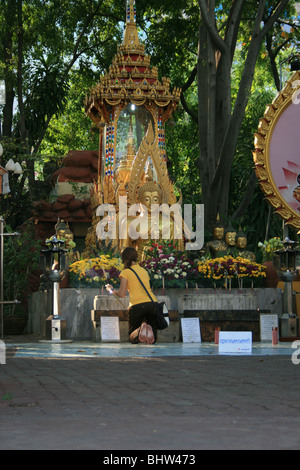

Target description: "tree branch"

left=265, top=30, right=290, bottom=91
left=181, top=64, right=198, bottom=93
left=17, top=0, right=26, bottom=143
left=180, top=64, right=198, bottom=123
left=197, top=0, right=227, bottom=53
left=224, top=0, right=245, bottom=62
left=260, top=0, right=290, bottom=39
left=65, top=1, right=105, bottom=75
left=180, top=93, right=198, bottom=123
left=209, top=0, right=267, bottom=190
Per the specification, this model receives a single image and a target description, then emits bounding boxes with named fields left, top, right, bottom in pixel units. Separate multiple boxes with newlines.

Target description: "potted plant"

left=258, top=237, right=284, bottom=288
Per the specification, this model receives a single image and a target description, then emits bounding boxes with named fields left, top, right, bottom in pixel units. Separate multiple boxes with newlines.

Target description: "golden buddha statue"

left=118, top=180, right=184, bottom=261
left=64, top=225, right=80, bottom=264
left=54, top=219, right=80, bottom=264
left=55, top=218, right=67, bottom=239
left=205, top=214, right=227, bottom=258
left=236, top=227, right=256, bottom=262
left=223, top=224, right=237, bottom=256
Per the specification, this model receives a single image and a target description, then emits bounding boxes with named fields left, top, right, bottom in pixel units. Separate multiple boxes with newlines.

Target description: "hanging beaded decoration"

left=105, top=109, right=115, bottom=179
left=158, top=111, right=167, bottom=163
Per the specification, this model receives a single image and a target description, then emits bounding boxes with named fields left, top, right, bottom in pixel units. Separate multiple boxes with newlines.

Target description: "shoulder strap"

left=128, top=267, right=154, bottom=303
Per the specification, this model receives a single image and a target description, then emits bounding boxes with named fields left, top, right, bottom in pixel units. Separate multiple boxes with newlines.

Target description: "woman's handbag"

left=128, top=268, right=169, bottom=330
left=155, top=302, right=170, bottom=330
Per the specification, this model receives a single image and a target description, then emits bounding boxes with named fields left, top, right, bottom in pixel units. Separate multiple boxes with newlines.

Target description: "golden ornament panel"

left=253, top=71, right=300, bottom=229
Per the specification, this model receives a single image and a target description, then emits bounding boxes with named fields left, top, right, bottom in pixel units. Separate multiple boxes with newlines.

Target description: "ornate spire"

left=85, top=0, right=181, bottom=130
left=122, top=0, right=142, bottom=52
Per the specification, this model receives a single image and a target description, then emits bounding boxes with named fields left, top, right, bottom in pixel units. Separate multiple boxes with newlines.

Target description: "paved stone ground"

left=0, top=352, right=300, bottom=450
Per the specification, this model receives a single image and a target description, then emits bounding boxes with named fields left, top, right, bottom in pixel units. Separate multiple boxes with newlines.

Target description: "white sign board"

left=260, top=314, right=279, bottom=341
left=181, top=318, right=201, bottom=343
left=219, top=331, right=252, bottom=354
left=100, top=316, right=120, bottom=342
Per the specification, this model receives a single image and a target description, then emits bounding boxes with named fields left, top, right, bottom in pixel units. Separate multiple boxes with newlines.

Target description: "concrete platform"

left=3, top=338, right=297, bottom=359
left=27, top=288, right=283, bottom=340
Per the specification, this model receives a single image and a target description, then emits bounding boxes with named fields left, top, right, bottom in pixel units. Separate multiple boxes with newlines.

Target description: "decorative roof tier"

left=84, top=0, right=181, bottom=120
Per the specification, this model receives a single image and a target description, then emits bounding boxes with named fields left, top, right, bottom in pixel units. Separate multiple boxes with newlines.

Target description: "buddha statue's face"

left=64, top=231, right=74, bottom=247
left=225, top=231, right=237, bottom=246
left=213, top=227, right=224, bottom=240
left=57, top=229, right=66, bottom=239
left=236, top=236, right=247, bottom=249
left=140, top=190, right=161, bottom=211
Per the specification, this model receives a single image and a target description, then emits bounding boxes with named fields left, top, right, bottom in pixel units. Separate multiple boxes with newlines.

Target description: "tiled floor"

left=2, top=338, right=300, bottom=450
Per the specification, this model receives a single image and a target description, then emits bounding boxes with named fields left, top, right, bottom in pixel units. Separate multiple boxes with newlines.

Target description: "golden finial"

left=123, top=0, right=141, bottom=50
left=125, top=0, right=136, bottom=24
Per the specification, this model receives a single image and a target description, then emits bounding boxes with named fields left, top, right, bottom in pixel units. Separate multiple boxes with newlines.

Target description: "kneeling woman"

left=106, top=247, right=158, bottom=344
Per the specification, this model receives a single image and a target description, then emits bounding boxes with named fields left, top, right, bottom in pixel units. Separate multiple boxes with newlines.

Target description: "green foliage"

left=2, top=394, right=13, bottom=401
left=68, top=182, right=90, bottom=199
left=3, top=220, right=42, bottom=316
left=24, top=55, right=70, bottom=146
left=140, top=0, right=199, bottom=83
left=165, top=109, right=201, bottom=206
left=91, top=239, right=120, bottom=259
left=258, top=237, right=284, bottom=262
left=242, top=190, right=283, bottom=260
left=40, top=69, right=100, bottom=157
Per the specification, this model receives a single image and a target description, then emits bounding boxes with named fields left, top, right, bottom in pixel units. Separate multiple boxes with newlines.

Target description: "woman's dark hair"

left=121, top=247, right=138, bottom=268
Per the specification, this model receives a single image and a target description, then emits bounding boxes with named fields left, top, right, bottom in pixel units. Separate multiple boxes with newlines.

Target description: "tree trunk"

left=196, top=0, right=290, bottom=231
left=2, top=0, right=17, bottom=138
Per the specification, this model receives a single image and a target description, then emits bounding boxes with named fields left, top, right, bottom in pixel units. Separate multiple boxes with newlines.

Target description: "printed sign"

left=181, top=318, right=201, bottom=343
left=100, top=316, right=120, bottom=342
left=0, top=340, right=6, bottom=364
left=218, top=331, right=252, bottom=354
left=260, top=314, right=279, bottom=341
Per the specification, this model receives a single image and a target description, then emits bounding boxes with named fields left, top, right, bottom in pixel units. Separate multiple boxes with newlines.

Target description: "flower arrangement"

left=69, top=255, right=123, bottom=288
left=258, top=237, right=284, bottom=262
left=141, top=241, right=199, bottom=288
left=68, top=242, right=267, bottom=291
left=197, top=256, right=266, bottom=288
